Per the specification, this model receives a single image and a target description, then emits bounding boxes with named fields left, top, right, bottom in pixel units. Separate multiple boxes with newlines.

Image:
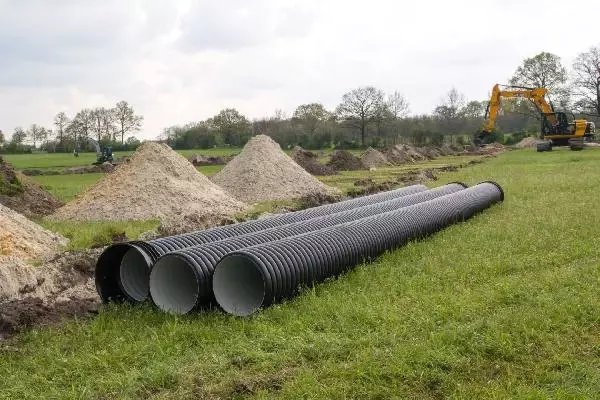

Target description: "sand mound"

left=0, top=157, right=62, bottom=217
left=360, top=147, right=392, bottom=168
left=51, top=142, right=247, bottom=221
left=516, top=137, right=538, bottom=148
left=211, top=135, right=340, bottom=203
left=291, top=146, right=337, bottom=176
left=327, top=150, right=365, bottom=171
left=385, top=144, right=428, bottom=164
left=0, top=203, right=67, bottom=261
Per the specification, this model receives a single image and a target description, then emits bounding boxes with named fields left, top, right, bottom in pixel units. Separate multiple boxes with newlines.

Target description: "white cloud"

left=1, top=0, right=599, bottom=139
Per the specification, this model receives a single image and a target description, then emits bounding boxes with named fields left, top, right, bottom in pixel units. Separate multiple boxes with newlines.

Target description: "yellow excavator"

left=475, top=84, right=596, bottom=151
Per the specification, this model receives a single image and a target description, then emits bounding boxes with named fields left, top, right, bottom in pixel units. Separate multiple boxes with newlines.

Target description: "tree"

left=292, top=103, right=330, bottom=134
left=209, top=108, right=251, bottom=146
left=387, top=91, right=410, bottom=119
left=336, top=86, right=385, bottom=146
left=386, top=91, right=410, bottom=144
left=0, top=130, right=4, bottom=146
left=68, top=108, right=94, bottom=147
left=462, top=100, right=486, bottom=119
left=510, top=52, right=569, bottom=108
left=54, top=112, right=69, bottom=144
left=572, top=45, right=600, bottom=115
left=434, top=88, right=466, bottom=120
left=91, top=107, right=115, bottom=142
left=11, top=127, right=27, bottom=145
left=113, top=101, right=143, bottom=144
left=27, top=124, right=44, bottom=148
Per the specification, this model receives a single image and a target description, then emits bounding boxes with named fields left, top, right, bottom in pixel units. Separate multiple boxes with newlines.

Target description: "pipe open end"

left=149, top=255, right=199, bottom=314
left=213, top=254, right=265, bottom=317
left=118, top=248, right=152, bottom=302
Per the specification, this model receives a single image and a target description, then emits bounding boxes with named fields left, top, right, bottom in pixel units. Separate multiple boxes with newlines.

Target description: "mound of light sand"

left=360, top=147, right=392, bottom=168
left=0, top=203, right=66, bottom=261
left=51, top=142, right=247, bottom=221
left=211, top=135, right=340, bottom=203
left=0, top=203, right=68, bottom=301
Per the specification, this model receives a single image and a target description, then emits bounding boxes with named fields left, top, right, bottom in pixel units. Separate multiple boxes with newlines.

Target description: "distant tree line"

left=0, top=101, right=143, bottom=154
left=3, top=45, right=599, bottom=153
left=161, top=46, right=600, bottom=150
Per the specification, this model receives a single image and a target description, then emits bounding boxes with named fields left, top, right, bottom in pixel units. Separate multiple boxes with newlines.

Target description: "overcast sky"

left=1, top=0, right=600, bottom=139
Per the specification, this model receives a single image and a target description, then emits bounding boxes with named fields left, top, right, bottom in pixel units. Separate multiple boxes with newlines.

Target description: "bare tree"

left=54, top=112, right=70, bottom=144
left=68, top=109, right=94, bottom=148
left=336, top=86, right=385, bottom=146
left=113, top=101, right=143, bottom=144
left=91, top=107, right=116, bottom=142
left=27, top=124, right=44, bottom=148
left=387, top=91, right=410, bottom=119
left=572, top=45, right=600, bottom=115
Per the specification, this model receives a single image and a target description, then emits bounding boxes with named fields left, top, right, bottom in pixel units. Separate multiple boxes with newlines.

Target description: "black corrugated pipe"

left=149, top=183, right=468, bottom=314
left=212, top=182, right=504, bottom=316
left=96, top=184, right=429, bottom=303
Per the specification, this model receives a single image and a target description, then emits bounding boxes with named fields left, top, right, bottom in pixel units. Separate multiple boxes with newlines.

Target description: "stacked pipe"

left=148, top=183, right=468, bottom=314
left=96, top=184, right=429, bottom=302
left=212, top=182, right=503, bottom=316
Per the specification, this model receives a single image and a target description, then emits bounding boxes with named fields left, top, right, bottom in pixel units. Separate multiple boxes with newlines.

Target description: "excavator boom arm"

left=481, top=84, right=555, bottom=134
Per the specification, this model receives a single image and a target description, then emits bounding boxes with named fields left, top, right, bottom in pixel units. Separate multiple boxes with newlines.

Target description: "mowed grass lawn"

left=2, top=149, right=600, bottom=399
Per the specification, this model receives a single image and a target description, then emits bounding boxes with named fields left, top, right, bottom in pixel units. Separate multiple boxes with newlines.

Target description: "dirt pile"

left=384, top=144, right=428, bottom=165
left=188, top=154, right=232, bottom=166
left=211, top=135, right=340, bottom=203
left=157, top=211, right=237, bottom=237
left=417, top=147, right=442, bottom=159
left=51, top=142, right=247, bottom=221
left=360, top=147, right=392, bottom=168
left=0, top=249, right=101, bottom=337
left=516, top=137, right=538, bottom=148
left=327, top=150, right=365, bottom=171
left=0, top=203, right=67, bottom=262
left=291, top=146, right=337, bottom=176
left=0, top=157, right=63, bottom=216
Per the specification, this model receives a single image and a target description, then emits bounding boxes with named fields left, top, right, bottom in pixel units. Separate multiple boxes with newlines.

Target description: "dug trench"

left=348, top=157, right=490, bottom=197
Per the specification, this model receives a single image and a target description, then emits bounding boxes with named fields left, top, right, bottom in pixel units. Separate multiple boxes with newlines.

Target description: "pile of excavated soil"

left=516, top=137, right=538, bottom=148
left=417, top=147, right=442, bottom=159
left=360, top=147, right=392, bottom=168
left=188, top=154, right=232, bottom=166
left=327, top=150, right=366, bottom=171
left=211, top=135, right=340, bottom=203
left=291, top=146, right=337, bottom=176
left=385, top=144, right=428, bottom=164
left=0, top=157, right=62, bottom=217
left=0, top=249, right=101, bottom=337
left=0, top=203, right=67, bottom=261
left=157, top=211, right=237, bottom=237
left=51, top=142, right=247, bottom=221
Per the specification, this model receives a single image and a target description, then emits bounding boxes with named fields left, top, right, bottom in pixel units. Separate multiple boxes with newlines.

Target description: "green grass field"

left=2, top=148, right=243, bottom=171
left=1, top=148, right=599, bottom=399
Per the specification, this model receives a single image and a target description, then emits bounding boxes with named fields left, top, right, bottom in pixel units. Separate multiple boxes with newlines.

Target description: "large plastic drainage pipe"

left=96, top=184, right=429, bottom=302
left=149, top=183, right=467, bottom=314
left=212, top=182, right=504, bottom=316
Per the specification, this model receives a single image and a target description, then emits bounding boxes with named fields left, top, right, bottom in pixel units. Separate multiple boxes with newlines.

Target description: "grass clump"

left=40, top=219, right=160, bottom=249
